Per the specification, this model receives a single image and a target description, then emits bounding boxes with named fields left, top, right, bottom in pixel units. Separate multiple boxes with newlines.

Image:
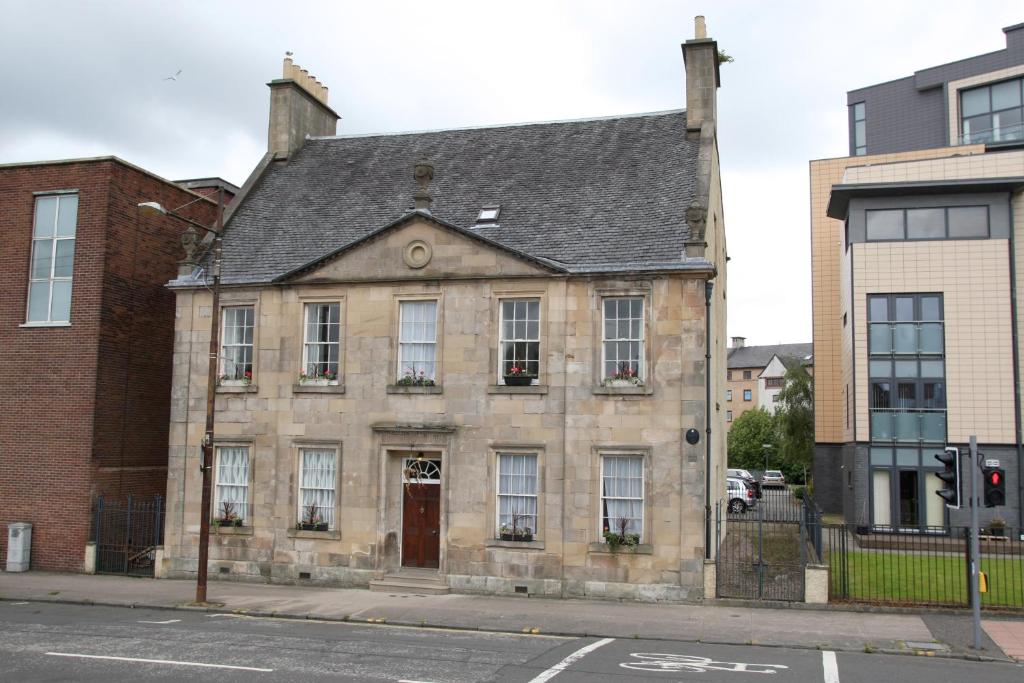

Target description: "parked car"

left=728, top=468, right=761, bottom=498
left=726, top=477, right=757, bottom=513
left=760, top=470, right=786, bottom=488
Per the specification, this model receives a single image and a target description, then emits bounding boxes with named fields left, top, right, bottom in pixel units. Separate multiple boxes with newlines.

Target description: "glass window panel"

left=919, top=323, right=943, bottom=354
left=896, top=382, right=916, bottom=409
left=925, top=475, right=945, bottom=527
left=894, top=297, right=914, bottom=321
left=995, top=108, right=1023, bottom=141
left=853, top=102, right=865, bottom=120
left=55, top=195, right=78, bottom=237
left=27, top=282, right=50, bottom=322
left=920, top=360, right=944, bottom=378
left=869, top=360, right=892, bottom=377
left=53, top=239, right=75, bottom=278
left=33, top=196, right=57, bottom=238
left=922, top=382, right=945, bottom=409
left=893, top=323, right=916, bottom=353
left=870, top=411, right=893, bottom=440
left=896, top=448, right=919, bottom=467
left=921, top=413, right=946, bottom=442
left=873, top=470, right=892, bottom=527
left=50, top=281, right=72, bottom=322
left=895, top=360, right=918, bottom=378
left=854, top=120, right=866, bottom=146
left=31, top=240, right=53, bottom=279
left=870, top=448, right=893, bottom=466
left=869, top=323, right=891, bottom=353
left=870, top=382, right=890, bottom=409
left=894, top=412, right=919, bottom=441
left=502, top=301, right=514, bottom=321
left=964, top=114, right=993, bottom=143
left=948, top=206, right=988, bottom=238
left=906, top=208, right=945, bottom=239
left=920, top=296, right=941, bottom=321
left=869, top=297, right=888, bottom=322
left=991, top=79, right=1021, bottom=110
left=961, top=86, right=990, bottom=117
left=866, top=210, right=903, bottom=240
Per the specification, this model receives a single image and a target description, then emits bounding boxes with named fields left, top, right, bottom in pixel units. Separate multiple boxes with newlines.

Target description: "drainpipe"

left=704, top=280, right=714, bottom=558
left=1009, top=201, right=1024, bottom=533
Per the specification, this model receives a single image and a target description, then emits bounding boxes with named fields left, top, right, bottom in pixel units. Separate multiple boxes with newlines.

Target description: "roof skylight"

left=476, top=205, right=501, bottom=224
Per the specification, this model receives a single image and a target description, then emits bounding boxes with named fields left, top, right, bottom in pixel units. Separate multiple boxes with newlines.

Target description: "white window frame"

left=214, top=445, right=250, bottom=525
left=601, top=296, right=645, bottom=382
left=398, top=299, right=438, bottom=382
left=26, top=193, right=78, bottom=324
left=302, top=302, right=341, bottom=384
left=220, top=305, right=255, bottom=383
left=498, top=298, right=540, bottom=384
left=726, top=389, right=733, bottom=401
left=599, top=454, right=644, bottom=540
left=297, top=447, right=338, bottom=530
left=496, top=453, right=538, bottom=537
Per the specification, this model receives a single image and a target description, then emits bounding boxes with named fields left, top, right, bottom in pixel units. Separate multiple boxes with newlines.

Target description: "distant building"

left=0, top=156, right=219, bottom=571
left=174, top=177, right=239, bottom=204
left=811, top=23, right=1024, bottom=532
left=725, top=338, right=812, bottom=425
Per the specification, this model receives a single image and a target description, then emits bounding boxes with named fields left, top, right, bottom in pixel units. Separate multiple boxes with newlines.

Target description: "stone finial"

left=181, top=225, right=199, bottom=262
left=687, top=200, right=707, bottom=236
left=413, top=157, right=434, bottom=212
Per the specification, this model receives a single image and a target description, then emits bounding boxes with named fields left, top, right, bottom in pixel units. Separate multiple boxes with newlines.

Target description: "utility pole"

left=969, top=435, right=982, bottom=650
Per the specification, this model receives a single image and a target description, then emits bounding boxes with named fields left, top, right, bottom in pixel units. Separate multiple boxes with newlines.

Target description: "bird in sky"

left=163, top=70, right=182, bottom=81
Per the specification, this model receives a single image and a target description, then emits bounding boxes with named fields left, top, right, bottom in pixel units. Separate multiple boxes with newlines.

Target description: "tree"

left=775, top=363, right=814, bottom=484
left=727, top=408, right=778, bottom=472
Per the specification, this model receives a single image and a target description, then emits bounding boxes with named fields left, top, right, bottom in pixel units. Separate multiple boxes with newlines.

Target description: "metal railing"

left=91, top=495, right=164, bottom=576
left=820, top=523, right=1023, bottom=610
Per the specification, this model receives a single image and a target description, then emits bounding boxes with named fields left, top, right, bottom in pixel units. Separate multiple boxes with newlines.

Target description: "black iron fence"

left=815, top=521, right=1023, bottom=610
left=91, top=495, right=164, bottom=576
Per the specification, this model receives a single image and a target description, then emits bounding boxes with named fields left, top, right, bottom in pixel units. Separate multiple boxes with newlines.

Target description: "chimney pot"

left=731, top=336, right=746, bottom=349
left=695, top=15, right=706, bottom=39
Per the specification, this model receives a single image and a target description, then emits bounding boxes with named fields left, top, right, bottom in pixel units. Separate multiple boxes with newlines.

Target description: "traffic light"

left=934, top=447, right=961, bottom=509
left=983, top=466, right=1006, bottom=508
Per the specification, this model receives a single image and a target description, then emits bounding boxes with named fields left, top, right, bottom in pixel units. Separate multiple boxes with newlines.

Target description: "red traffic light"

left=990, top=472, right=1000, bottom=485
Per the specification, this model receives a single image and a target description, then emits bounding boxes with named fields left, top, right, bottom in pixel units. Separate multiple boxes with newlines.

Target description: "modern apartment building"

left=725, top=338, right=812, bottom=425
left=811, top=23, right=1024, bottom=533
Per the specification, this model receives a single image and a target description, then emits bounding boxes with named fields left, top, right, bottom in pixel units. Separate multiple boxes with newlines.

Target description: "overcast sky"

left=2, top=1, right=1021, bottom=345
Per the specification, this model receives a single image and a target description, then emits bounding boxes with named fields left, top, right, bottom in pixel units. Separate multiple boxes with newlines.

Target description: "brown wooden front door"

left=402, top=484, right=440, bottom=568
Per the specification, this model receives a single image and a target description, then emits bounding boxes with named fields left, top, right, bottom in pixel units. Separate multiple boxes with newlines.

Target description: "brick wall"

left=0, top=158, right=216, bottom=571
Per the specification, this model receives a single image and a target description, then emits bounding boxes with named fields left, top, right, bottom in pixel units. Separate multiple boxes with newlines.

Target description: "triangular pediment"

left=283, top=213, right=559, bottom=283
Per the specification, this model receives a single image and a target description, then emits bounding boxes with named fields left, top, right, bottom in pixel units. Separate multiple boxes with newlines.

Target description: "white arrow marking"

left=529, top=638, right=615, bottom=682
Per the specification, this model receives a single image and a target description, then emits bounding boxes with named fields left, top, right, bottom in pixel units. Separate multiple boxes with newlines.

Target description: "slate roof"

left=727, top=343, right=813, bottom=370
left=214, top=110, right=701, bottom=284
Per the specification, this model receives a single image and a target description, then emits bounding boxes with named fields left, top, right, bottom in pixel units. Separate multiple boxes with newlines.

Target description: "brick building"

left=0, top=157, right=219, bottom=571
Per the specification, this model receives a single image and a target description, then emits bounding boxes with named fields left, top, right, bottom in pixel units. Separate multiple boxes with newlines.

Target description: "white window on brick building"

left=27, top=193, right=78, bottom=324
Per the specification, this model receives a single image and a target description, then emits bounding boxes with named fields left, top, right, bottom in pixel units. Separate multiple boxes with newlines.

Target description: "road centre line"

left=138, top=619, right=181, bottom=624
left=527, top=637, right=615, bottom=683
left=45, top=652, right=273, bottom=672
left=822, top=651, right=839, bottom=683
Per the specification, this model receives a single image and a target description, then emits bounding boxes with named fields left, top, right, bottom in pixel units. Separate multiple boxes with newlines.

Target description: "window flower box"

left=218, top=370, right=253, bottom=386
left=503, top=374, right=535, bottom=387
left=603, top=362, right=643, bottom=387
left=298, top=522, right=329, bottom=532
left=397, top=370, right=436, bottom=387
left=499, top=522, right=533, bottom=542
left=299, top=369, right=338, bottom=385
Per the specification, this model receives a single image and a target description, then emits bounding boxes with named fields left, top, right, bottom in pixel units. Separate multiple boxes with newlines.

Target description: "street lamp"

left=139, top=188, right=224, bottom=604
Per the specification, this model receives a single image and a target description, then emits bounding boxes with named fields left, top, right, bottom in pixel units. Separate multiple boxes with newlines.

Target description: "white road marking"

left=205, top=613, right=240, bottom=618
left=398, top=680, right=440, bottom=683
left=11, top=602, right=29, bottom=605
left=822, top=651, right=839, bottom=683
left=528, top=637, right=615, bottom=683
left=45, top=652, right=273, bottom=672
left=622, top=653, right=788, bottom=674
left=137, top=619, right=181, bottom=624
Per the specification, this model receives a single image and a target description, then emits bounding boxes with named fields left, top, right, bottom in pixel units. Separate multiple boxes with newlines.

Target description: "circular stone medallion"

left=403, top=239, right=432, bottom=269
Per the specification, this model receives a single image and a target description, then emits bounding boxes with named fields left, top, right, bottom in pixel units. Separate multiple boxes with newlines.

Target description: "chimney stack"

left=267, top=53, right=340, bottom=159
left=731, top=336, right=746, bottom=349
left=681, top=15, right=721, bottom=136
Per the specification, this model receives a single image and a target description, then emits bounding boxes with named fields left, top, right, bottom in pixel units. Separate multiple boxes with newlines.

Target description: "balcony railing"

left=960, top=120, right=1024, bottom=146
left=870, top=408, right=946, bottom=443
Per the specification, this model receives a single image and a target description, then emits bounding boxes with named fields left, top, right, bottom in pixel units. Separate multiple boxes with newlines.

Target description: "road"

left=1, top=601, right=1021, bottom=682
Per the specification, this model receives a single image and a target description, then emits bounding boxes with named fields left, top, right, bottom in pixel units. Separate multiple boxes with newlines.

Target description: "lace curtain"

left=300, top=449, right=336, bottom=527
left=215, top=447, right=249, bottom=520
left=498, top=454, right=537, bottom=533
left=601, top=455, right=643, bottom=536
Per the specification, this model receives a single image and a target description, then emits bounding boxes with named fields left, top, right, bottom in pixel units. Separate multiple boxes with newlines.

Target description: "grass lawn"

left=826, top=550, right=1024, bottom=608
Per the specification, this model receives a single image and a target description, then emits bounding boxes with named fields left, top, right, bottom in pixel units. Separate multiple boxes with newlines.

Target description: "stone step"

left=369, top=575, right=450, bottom=595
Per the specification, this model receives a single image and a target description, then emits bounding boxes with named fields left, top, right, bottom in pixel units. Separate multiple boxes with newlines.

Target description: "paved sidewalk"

left=984, top=620, right=1024, bottom=661
left=0, top=571, right=1015, bottom=661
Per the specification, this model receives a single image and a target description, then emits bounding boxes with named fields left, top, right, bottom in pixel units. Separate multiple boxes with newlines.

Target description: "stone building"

left=161, top=18, right=728, bottom=600
left=811, top=23, right=1024, bottom=532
